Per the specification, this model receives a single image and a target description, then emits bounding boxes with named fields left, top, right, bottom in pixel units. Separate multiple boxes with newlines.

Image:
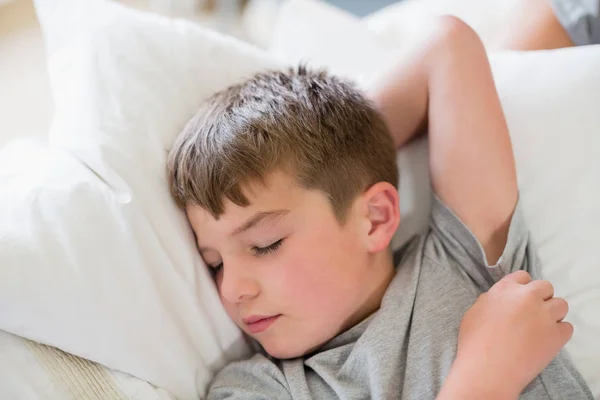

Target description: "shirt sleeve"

left=426, top=194, right=542, bottom=292
left=207, top=354, right=292, bottom=400
left=551, top=0, right=600, bottom=45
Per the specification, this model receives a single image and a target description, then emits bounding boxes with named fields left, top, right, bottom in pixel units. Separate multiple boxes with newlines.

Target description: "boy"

left=168, top=17, right=593, bottom=399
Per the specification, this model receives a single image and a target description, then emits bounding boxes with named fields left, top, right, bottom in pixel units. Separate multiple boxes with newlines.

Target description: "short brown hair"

left=167, top=66, right=398, bottom=223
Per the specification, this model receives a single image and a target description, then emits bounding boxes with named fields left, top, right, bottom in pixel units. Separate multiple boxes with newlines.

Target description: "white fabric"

left=270, top=0, right=600, bottom=396
left=0, top=1, right=281, bottom=399
left=0, top=329, right=176, bottom=400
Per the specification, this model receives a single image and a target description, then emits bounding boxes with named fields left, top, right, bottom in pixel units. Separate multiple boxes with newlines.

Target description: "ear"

left=361, top=182, right=400, bottom=253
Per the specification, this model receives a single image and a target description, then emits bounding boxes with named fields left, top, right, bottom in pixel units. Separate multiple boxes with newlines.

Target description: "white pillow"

left=0, top=0, right=281, bottom=398
left=270, top=0, right=600, bottom=396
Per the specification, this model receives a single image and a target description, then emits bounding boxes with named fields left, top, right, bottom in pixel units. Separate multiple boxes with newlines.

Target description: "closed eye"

left=207, top=238, right=285, bottom=278
left=252, top=239, right=284, bottom=257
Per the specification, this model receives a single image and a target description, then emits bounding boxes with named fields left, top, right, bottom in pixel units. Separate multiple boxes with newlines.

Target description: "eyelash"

left=252, top=239, right=284, bottom=257
left=209, top=239, right=285, bottom=274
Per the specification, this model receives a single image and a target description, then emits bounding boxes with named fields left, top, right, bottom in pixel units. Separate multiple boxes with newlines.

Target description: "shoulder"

left=208, top=354, right=291, bottom=400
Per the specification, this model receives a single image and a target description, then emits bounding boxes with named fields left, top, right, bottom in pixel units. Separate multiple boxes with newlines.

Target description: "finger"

left=557, top=321, right=574, bottom=343
left=503, top=270, right=532, bottom=285
left=527, top=280, right=554, bottom=300
left=546, top=297, right=569, bottom=322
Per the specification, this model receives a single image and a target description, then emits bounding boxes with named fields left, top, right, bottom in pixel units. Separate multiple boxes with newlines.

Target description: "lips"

left=242, top=314, right=281, bottom=334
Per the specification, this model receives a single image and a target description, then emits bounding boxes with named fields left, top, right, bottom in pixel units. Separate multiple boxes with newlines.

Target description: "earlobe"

left=364, top=182, right=400, bottom=253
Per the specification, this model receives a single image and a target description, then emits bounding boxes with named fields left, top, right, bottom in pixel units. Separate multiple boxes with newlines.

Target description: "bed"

left=0, top=0, right=598, bottom=398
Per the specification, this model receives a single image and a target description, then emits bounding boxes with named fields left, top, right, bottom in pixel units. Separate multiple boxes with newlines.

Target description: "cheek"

left=214, top=275, right=239, bottom=321
left=220, top=295, right=242, bottom=329
left=273, top=228, right=358, bottom=310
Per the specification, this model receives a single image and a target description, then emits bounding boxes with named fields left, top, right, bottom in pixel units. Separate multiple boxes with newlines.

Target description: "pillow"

left=269, top=0, right=600, bottom=395
left=0, top=0, right=281, bottom=398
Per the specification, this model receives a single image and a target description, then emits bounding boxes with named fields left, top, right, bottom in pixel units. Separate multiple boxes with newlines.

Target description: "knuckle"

left=517, top=270, right=532, bottom=279
left=558, top=298, right=570, bottom=312
left=563, top=322, right=575, bottom=338
left=541, top=279, right=553, bottom=289
left=523, top=287, right=538, bottom=301
left=514, top=270, right=532, bottom=282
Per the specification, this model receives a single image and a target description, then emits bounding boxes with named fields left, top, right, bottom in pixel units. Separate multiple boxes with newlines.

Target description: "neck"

left=365, top=249, right=396, bottom=310
left=343, top=250, right=396, bottom=332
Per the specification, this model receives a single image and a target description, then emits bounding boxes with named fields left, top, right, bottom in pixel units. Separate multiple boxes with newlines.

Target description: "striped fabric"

left=26, top=340, right=127, bottom=400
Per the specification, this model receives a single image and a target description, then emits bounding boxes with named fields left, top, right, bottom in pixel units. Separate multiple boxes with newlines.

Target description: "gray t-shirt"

left=207, top=197, right=593, bottom=399
left=552, top=0, right=600, bottom=45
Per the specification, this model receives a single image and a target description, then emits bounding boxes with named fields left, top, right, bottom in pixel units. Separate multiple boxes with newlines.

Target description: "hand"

left=448, top=271, right=573, bottom=399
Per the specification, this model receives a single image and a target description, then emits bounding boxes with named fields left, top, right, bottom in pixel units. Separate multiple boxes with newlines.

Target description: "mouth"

left=242, top=314, right=282, bottom=334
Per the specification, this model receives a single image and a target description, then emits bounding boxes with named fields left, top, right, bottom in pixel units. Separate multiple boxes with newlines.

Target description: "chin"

left=260, top=339, right=314, bottom=360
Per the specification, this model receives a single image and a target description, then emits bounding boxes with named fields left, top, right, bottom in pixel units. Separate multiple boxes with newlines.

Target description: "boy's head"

left=168, top=67, right=400, bottom=359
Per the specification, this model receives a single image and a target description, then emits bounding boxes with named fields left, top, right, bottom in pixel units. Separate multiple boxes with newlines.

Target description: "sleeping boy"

left=167, top=17, right=593, bottom=399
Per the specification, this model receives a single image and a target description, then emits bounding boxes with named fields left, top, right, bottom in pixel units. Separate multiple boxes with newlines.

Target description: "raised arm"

left=370, top=16, right=517, bottom=264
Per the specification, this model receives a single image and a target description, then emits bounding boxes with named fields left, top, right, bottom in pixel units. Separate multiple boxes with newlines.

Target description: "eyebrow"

left=230, top=210, right=289, bottom=237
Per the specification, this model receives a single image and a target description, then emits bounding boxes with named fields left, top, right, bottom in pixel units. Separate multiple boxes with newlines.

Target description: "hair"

left=167, top=66, right=398, bottom=223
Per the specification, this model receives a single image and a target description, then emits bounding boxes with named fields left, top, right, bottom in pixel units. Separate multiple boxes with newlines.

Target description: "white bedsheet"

left=0, top=329, right=177, bottom=400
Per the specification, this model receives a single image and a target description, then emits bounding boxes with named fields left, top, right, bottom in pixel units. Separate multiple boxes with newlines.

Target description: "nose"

left=218, top=260, right=260, bottom=304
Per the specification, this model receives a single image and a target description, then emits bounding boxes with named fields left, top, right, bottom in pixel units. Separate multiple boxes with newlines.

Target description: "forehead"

left=186, top=170, right=310, bottom=233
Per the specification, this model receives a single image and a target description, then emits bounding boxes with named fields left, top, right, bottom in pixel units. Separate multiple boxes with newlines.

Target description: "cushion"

left=269, top=0, right=600, bottom=395
left=0, top=0, right=281, bottom=398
